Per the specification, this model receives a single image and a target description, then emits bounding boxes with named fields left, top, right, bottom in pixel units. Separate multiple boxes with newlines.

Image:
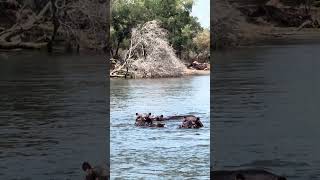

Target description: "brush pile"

left=110, top=20, right=186, bottom=78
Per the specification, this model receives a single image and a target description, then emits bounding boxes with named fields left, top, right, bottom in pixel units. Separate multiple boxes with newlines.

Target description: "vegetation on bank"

left=111, top=0, right=210, bottom=61
left=213, top=0, right=320, bottom=49
left=110, top=0, right=210, bottom=78
left=0, top=0, right=108, bottom=52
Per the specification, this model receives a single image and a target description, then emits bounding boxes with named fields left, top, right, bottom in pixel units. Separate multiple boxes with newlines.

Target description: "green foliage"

left=193, top=28, right=210, bottom=60
left=111, top=0, right=205, bottom=60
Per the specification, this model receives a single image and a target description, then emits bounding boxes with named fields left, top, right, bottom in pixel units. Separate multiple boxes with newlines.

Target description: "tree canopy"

left=111, top=0, right=209, bottom=62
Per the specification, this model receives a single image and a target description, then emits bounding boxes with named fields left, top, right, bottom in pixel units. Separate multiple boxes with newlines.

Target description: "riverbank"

left=184, top=69, right=210, bottom=76
left=213, top=0, right=320, bottom=49
left=240, top=26, right=320, bottom=47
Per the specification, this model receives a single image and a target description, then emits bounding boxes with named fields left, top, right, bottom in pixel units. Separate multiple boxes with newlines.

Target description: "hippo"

left=211, top=169, right=287, bottom=180
left=135, top=113, right=142, bottom=121
left=135, top=113, right=165, bottom=128
left=165, top=115, right=196, bottom=120
left=154, top=115, right=165, bottom=121
left=144, top=113, right=152, bottom=125
left=179, top=116, right=203, bottom=128
left=135, top=122, right=165, bottom=128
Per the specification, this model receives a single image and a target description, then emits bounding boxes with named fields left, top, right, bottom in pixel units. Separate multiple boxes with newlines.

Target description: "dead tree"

left=110, top=21, right=186, bottom=78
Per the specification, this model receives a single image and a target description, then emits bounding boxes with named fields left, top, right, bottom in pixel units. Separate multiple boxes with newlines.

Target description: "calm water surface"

left=0, top=51, right=107, bottom=179
left=111, top=75, right=210, bottom=179
left=212, top=44, right=320, bottom=180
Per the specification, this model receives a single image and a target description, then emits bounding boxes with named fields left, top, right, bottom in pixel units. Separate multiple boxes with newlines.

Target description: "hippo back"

left=212, top=169, right=286, bottom=180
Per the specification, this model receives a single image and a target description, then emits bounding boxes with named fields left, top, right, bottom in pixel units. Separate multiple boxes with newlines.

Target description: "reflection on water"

left=0, top=51, right=107, bottom=179
left=212, top=44, right=320, bottom=179
left=111, top=76, right=210, bottom=179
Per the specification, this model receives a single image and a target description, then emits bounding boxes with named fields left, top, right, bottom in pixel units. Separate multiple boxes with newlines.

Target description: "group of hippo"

left=135, top=113, right=204, bottom=128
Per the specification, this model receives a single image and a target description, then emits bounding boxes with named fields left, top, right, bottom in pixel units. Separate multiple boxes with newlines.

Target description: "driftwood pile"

left=110, top=20, right=186, bottom=78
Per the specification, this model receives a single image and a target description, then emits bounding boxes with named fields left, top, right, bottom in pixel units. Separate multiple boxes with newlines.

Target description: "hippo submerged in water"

left=135, top=113, right=165, bottom=128
left=179, top=115, right=204, bottom=129
left=212, top=169, right=286, bottom=180
left=135, top=113, right=204, bottom=128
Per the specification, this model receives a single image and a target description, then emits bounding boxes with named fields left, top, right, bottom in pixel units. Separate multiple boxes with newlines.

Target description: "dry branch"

left=111, top=20, right=186, bottom=78
left=0, top=1, right=52, bottom=49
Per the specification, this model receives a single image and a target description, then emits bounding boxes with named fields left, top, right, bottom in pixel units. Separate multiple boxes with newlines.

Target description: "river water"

left=110, top=75, right=210, bottom=179
left=212, top=43, right=320, bottom=180
left=0, top=51, right=107, bottom=179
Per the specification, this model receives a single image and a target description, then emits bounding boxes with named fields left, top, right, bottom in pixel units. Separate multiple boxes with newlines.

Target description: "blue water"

left=111, top=75, right=210, bottom=179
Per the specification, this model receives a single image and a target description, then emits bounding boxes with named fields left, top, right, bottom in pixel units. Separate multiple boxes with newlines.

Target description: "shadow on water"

left=212, top=44, right=320, bottom=179
left=0, top=51, right=107, bottom=179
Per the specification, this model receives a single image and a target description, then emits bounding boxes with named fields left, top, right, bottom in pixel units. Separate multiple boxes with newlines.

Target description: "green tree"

left=111, top=0, right=204, bottom=60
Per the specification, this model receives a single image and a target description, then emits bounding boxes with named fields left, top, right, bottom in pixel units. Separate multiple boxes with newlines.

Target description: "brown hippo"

left=136, top=122, right=165, bottom=128
left=82, top=162, right=109, bottom=180
left=135, top=112, right=146, bottom=126
left=165, top=115, right=195, bottom=120
left=179, top=116, right=204, bottom=128
left=212, top=169, right=287, bottom=180
left=135, top=113, right=143, bottom=121
left=145, top=113, right=153, bottom=125
left=134, top=113, right=165, bottom=128
left=154, top=115, right=165, bottom=121
left=194, top=117, right=204, bottom=128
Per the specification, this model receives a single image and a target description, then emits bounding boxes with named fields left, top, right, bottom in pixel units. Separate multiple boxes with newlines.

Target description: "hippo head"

left=236, top=173, right=245, bottom=180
